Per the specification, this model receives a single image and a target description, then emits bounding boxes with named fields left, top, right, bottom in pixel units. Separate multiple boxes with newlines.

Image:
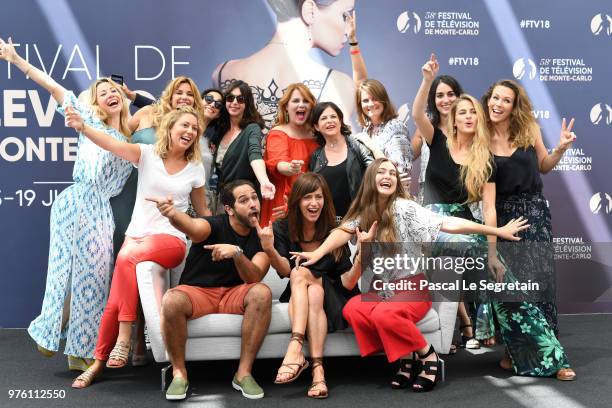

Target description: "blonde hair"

left=446, top=94, right=493, bottom=202
left=88, top=78, right=131, bottom=137
left=154, top=106, right=202, bottom=162
left=151, top=76, right=204, bottom=129
left=355, top=79, right=398, bottom=128
left=342, top=158, right=410, bottom=243
left=273, top=83, right=316, bottom=127
left=482, top=79, right=539, bottom=149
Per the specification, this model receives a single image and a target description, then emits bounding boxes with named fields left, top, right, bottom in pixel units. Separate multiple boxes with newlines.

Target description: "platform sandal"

left=413, top=345, right=443, bottom=392
left=390, top=352, right=421, bottom=389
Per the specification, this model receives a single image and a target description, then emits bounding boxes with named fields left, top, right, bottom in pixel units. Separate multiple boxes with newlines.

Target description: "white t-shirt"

left=125, top=144, right=205, bottom=241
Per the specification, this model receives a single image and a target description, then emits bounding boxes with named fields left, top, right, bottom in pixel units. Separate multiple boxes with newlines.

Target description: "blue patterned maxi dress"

left=28, top=92, right=132, bottom=358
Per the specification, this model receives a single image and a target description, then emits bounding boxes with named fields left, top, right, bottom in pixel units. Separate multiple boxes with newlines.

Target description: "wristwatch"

left=232, top=245, right=244, bottom=259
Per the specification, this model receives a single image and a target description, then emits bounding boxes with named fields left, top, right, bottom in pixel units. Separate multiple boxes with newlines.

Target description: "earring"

left=285, top=111, right=289, bottom=123
left=308, top=10, right=314, bottom=42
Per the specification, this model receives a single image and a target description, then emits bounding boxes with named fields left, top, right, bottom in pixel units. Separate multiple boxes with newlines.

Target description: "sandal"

left=274, top=333, right=309, bottom=384
left=308, top=357, right=328, bottom=399
left=483, top=336, right=497, bottom=347
left=556, top=368, right=576, bottom=381
left=106, top=340, right=131, bottom=369
left=412, top=345, right=443, bottom=393
left=390, top=352, right=421, bottom=389
left=460, top=324, right=480, bottom=349
left=72, top=366, right=99, bottom=389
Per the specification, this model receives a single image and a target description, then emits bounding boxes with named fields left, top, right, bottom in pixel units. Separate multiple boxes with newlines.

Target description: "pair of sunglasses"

left=204, top=94, right=223, bottom=109
left=226, top=94, right=246, bottom=104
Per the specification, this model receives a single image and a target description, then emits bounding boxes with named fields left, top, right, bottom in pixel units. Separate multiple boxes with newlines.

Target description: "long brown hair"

left=481, top=79, right=539, bottom=149
left=343, top=158, right=409, bottom=243
left=355, top=79, right=398, bottom=128
left=287, top=172, right=343, bottom=261
left=273, top=83, right=316, bottom=127
left=446, top=94, right=494, bottom=202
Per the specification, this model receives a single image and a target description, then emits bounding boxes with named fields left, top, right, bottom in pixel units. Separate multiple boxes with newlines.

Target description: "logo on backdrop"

left=553, top=236, right=592, bottom=260
left=397, top=104, right=411, bottom=124
left=397, top=11, right=422, bottom=34
left=590, top=103, right=612, bottom=125
left=590, top=13, right=612, bottom=36
left=553, top=148, right=592, bottom=172
left=513, top=58, right=537, bottom=80
left=513, top=57, right=593, bottom=82
left=519, top=19, right=551, bottom=30
left=448, top=56, right=479, bottom=66
left=590, top=193, right=612, bottom=215
left=397, top=10, right=479, bottom=36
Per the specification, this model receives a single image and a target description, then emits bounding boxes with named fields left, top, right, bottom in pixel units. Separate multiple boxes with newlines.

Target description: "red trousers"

left=94, top=234, right=185, bottom=360
left=342, top=289, right=431, bottom=363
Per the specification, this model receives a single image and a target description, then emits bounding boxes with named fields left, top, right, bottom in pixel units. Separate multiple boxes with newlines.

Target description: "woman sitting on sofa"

left=257, top=172, right=360, bottom=398
left=291, top=158, right=529, bottom=392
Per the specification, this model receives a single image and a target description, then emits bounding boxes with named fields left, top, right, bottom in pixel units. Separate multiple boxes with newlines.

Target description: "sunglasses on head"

left=204, top=94, right=223, bottom=109
left=226, top=94, right=246, bottom=104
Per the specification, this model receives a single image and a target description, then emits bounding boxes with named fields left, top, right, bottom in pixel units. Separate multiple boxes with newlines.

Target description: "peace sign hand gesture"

left=557, top=117, right=576, bottom=153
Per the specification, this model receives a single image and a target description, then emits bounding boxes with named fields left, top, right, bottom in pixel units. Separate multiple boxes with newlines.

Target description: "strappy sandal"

left=106, top=340, right=131, bottom=369
left=412, top=345, right=443, bottom=393
left=308, top=357, right=328, bottom=399
left=460, top=323, right=480, bottom=349
left=274, top=333, right=309, bottom=384
left=72, top=366, right=99, bottom=389
left=390, top=352, right=421, bottom=389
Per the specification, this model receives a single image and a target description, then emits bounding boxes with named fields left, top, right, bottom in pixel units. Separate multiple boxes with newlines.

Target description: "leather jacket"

left=309, top=135, right=374, bottom=200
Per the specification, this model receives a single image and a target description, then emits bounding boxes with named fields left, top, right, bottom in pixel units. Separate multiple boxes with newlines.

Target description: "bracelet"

left=350, top=49, right=361, bottom=55
left=349, top=41, right=359, bottom=46
left=233, top=245, right=244, bottom=259
left=24, top=66, right=32, bottom=78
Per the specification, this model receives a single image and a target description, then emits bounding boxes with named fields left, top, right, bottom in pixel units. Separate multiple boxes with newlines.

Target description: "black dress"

left=273, top=220, right=360, bottom=332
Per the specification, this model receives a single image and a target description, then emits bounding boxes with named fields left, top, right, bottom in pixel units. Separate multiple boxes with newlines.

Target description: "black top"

left=272, top=219, right=359, bottom=332
left=179, top=215, right=263, bottom=288
left=215, top=123, right=264, bottom=190
left=423, top=127, right=468, bottom=205
left=493, top=146, right=543, bottom=199
left=319, top=158, right=351, bottom=219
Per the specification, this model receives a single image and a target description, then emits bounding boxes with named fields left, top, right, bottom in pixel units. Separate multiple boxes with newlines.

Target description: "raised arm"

left=411, top=129, right=424, bottom=160
left=190, top=186, right=212, bottom=217
left=65, top=106, right=141, bottom=164
left=346, top=11, right=368, bottom=84
left=340, top=221, right=377, bottom=290
left=128, top=105, right=154, bottom=133
left=534, top=117, right=576, bottom=174
left=0, top=37, right=64, bottom=103
left=441, top=215, right=528, bottom=241
left=411, top=54, right=438, bottom=145
left=256, top=222, right=291, bottom=277
left=147, top=196, right=213, bottom=243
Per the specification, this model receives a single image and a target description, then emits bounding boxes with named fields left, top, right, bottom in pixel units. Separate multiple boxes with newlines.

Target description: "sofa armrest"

left=136, top=261, right=170, bottom=363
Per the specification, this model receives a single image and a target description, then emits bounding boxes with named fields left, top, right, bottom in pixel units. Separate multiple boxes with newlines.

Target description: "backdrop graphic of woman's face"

left=311, top=0, right=355, bottom=56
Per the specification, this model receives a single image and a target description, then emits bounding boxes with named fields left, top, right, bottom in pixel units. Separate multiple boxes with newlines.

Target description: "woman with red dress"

left=262, top=83, right=320, bottom=226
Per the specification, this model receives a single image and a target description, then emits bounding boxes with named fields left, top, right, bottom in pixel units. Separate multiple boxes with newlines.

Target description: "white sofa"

left=137, top=254, right=459, bottom=389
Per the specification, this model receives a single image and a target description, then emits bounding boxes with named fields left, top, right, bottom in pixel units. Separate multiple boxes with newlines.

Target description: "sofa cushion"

left=187, top=300, right=292, bottom=337
left=186, top=299, right=440, bottom=337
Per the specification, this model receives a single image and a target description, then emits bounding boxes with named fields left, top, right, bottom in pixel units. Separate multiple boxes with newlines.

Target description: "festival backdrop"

left=1, top=0, right=611, bottom=327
